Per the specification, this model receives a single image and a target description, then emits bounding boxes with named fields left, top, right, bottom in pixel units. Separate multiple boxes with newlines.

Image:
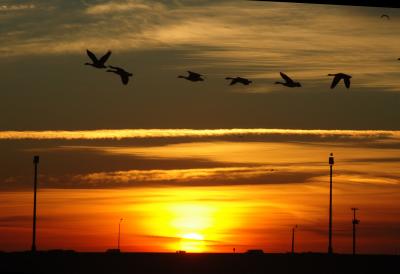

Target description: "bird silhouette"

left=328, top=73, right=352, bottom=89
left=381, top=14, right=390, bottom=20
left=225, top=77, right=252, bottom=85
left=85, top=50, right=111, bottom=68
left=178, top=71, right=204, bottom=81
left=275, top=72, right=301, bottom=87
left=107, top=66, right=132, bottom=85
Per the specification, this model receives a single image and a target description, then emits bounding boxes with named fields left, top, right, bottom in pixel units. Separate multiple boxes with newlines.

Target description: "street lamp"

left=118, top=218, right=123, bottom=251
left=291, top=225, right=298, bottom=254
left=351, top=208, right=360, bottom=255
left=31, top=156, right=39, bottom=252
left=328, top=153, right=334, bottom=255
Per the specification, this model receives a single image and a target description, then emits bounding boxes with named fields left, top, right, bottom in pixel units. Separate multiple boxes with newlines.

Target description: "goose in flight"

left=381, top=14, right=390, bottom=20
left=178, top=71, right=204, bottom=81
left=225, top=77, right=252, bottom=85
left=107, top=66, right=132, bottom=85
left=275, top=72, right=301, bottom=87
left=85, top=50, right=111, bottom=69
left=328, top=73, right=352, bottom=89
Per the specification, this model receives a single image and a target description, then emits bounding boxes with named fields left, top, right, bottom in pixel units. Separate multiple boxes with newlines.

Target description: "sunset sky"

left=1, top=0, right=400, bottom=254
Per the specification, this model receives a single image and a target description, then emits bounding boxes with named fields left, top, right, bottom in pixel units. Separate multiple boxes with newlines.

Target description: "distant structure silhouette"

left=275, top=72, right=301, bottom=87
left=118, top=218, right=123, bottom=251
left=225, top=77, right=252, bottom=85
left=328, top=153, right=334, bottom=255
left=85, top=50, right=111, bottom=68
left=31, top=156, right=39, bottom=252
left=178, top=71, right=204, bottom=82
left=351, top=208, right=360, bottom=255
left=107, top=66, right=132, bottom=85
left=291, top=225, right=298, bottom=254
left=381, top=14, right=390, bottom=20
left=328, top=73, right=352, bottom=89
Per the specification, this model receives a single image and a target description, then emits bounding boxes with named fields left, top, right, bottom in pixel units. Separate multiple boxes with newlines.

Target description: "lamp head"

left=33, top=156, right=39, bottom=164
left=329, top=153, right=334, bottom=165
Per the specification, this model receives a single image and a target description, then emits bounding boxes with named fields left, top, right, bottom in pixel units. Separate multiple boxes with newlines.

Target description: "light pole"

left=328, top=153, right=334, bottom=255
left=351, top=208, right=360, bottom=255
left=118, top=218, right=123, bottom=250
left=291, top=225, right=298, bottom=254
left=31, top=156, right=39, bottom=252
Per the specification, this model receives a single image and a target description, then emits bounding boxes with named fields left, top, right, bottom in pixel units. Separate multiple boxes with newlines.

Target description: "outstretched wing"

left=280, top=72, right=294, bottom=84
left=99, top=51, right=112, bottom=64
left=120, top=74, right=129, bottom=85
left=188, top=71, right=202, bottom=78
left=330, top=75, right=341, bottom=89
left=86, top=50, right=98, bottom=62
left=344, top=77, right=351, bottom=88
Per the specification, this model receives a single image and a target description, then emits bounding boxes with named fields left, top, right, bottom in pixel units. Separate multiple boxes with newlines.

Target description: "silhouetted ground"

left=0, top=252, right=398, bottom=274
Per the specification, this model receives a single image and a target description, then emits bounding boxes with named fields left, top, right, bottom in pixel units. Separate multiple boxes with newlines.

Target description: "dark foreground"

left=0, top=252, right=398, bottom=274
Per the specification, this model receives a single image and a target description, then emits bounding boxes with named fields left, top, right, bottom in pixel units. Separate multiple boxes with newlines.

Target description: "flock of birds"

left=85, top=49, right=353, bottom=89
left=86, top=31, right=399, bottom=90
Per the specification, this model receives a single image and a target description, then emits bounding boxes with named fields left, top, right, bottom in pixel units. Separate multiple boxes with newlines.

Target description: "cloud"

left=1, top=128, right=399, bottom=140
left=1, top=165, right=324, bottom=189
left=0, top=3, right=35, bottom=12
left=85, top=0, right=164, bottom=15
left=1, top=0, right=400, bottom=93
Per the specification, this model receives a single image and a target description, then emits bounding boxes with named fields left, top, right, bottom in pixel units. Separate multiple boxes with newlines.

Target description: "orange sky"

left=0, top=129, right=399, bottom=254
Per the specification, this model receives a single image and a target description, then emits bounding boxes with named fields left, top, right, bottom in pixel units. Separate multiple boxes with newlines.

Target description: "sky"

left=0, top=0, right=400, bottom=254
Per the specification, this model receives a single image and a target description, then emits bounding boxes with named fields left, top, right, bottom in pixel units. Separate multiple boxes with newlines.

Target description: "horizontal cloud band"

left=0, top=129, right=399, bottom=140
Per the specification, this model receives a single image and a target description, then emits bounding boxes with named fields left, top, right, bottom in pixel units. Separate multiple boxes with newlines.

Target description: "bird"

left=328, top=73, right=352, bottom=89
left=178, top=71, right=204, bottom=81
left=85, top=49, right=111, bottom=68
left=225, top=77, right=252, bottom=85
left=106, top=66, right=132, bottom=85
left=275, top=72, right=301, bottom=87
left=381, top=14, right=390, bottom=20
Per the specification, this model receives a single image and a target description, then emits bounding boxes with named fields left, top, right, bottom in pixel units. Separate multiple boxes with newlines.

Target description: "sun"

left=178, top=232, right=205, bottom=252
left=182, top=232, right=204, bottom=241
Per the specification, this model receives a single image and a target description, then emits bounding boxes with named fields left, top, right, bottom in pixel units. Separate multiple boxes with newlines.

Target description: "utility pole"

left=118, top=218, right=123, bottom=250
left=31, top=156, right=39, bottom=252
left=291, top=225, right=298, bottom=254
left=351, top=208, right=360, bottom=255
left=328, top=153, right=334, bottom=255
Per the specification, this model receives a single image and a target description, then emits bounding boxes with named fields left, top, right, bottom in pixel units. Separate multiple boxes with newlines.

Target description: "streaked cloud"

left=85, top=0, right=164, bottom=15
left=1, top=0, right=400, bottom=91
left=1, top=128, right=400, bottom=140
left=0, top=3, right=35, bottom=12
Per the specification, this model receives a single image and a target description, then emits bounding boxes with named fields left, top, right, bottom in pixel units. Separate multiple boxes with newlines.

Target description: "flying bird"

left=225, top=77, right=252, bottom=85
left=178, top=71, right=204, bottom=82
left=106, top=66, right=132, bottom=85
left=381, top=14, right=390, bottom=20
left=85, top=50, right=111, bottom=68
left=275, top=72, right=301, bottom=87
left=328, top=73, right=352, bottom=89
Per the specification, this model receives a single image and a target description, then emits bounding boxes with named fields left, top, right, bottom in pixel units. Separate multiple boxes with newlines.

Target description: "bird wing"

left=280, top=72, right=294, bottom=84
left=120, top=73, right=129, bottom=85
left=344, top=77, right=351, bottom=88
left=188, top=71, right=202, bottom=78
left=86, top=50, right=98, bottom=62
left=330, top=75, right=341, bottom=89
left=230, top=79, right=238, bottom=85
left=99, top=51, right=112, bottom=64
